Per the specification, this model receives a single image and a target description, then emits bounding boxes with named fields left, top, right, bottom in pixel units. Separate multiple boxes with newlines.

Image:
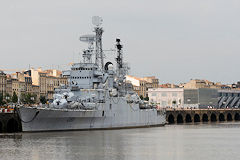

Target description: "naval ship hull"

left=18, top=103, right=166, bottom=132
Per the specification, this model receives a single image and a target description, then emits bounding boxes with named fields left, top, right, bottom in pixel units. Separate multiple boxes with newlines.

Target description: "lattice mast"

left=92, top=16, right=104, bottom=70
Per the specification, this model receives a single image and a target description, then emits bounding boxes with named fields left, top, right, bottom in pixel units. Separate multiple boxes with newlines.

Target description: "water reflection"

left=0, top=122, right=240, bottom=160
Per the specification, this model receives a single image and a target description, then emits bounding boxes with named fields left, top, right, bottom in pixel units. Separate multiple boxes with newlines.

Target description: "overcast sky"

left=1, top=0, right=240, bottom=84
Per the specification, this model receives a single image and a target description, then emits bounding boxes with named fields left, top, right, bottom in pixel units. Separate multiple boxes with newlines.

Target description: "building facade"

left=126, top=75, right=159, bottom=98
left=0, top=69, right=68, bottom=103
left=218, top=90, right=240, bottom=108
left=148, top=88, right=219, bottom=109
left=0, top=71, right=7, bottom=95
left=183, top=79, right=222, bottom=89
left=184, top=88, right=218, bottom=109
left=31, top=68, right=68, bottom=100
left=148, top=88, right=184, bottom=108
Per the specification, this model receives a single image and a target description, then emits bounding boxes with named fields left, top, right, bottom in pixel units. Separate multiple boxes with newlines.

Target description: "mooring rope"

left=15, top=107, right=40, bottom=123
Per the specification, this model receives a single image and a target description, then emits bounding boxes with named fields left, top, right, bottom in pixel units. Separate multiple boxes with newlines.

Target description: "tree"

left=40, top=96, right=47, bottom=104
left=20, top=93, right=36, bottom=104
left=0, top=93, right=5, bottom=105
left=20, top=93, right=26, bottom=104
left=144, top=96, right=149, bottom=101
left=12, top=91, right=18, bottom=103
left=172, top=100, right=177, bottom=105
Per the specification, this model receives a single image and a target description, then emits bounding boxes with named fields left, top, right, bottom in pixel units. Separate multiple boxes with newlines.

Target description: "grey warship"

left=17, top=17, right=166, bottom=132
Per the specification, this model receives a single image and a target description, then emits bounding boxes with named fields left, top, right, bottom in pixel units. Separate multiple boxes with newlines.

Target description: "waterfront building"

left=184, top=88, right=218, bottom=109
left=6, top=79, right=13, bottom=96
left=148, top=88, right=184, bottom=108
left=32, top=85, right=40, bottom=100
left=0, top=71, right=7, bottom=95
left=218, top=89, right=240, bottom=108
left=31, top=68, right=68, bottom=100
left=11, top=78, right=26, bottom=99
left=182, top=79, right=221, bottom=89
left=126, top=75, right=159, bottom=98
left=159, top=83, right=179, bottom=88
left=0, top=68, right=68, bottom=103
left=149, top=88, right=219, bottom=109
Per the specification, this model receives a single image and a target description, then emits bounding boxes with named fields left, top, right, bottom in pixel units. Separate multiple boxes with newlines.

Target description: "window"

left=161, top=93, right=167, bottom=97
left=161, top=101, right=167, bottom=106
left=151, top=93, right=157, bottom=96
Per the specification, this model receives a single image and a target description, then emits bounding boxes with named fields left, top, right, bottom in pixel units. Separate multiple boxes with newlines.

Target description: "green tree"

left=172, top=100, right=177, bottom=105
left=20, top=93, right=26, bottom=104
left=144, top=96, right=149, bottom=101
left=0, top=93, right=5, bottom=105
left=20, top=93, right=36, bottom=104
left=12, top=91, right=18, bottom=103
left=40, top=96, right=47, bottom=104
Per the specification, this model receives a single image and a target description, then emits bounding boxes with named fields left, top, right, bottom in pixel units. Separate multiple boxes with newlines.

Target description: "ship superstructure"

left=17, top=17, right=166, bottom=131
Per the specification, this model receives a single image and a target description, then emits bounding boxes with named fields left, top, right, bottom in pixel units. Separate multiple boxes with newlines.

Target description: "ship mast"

left=92, top=16, right=104, bottom=70
left=116, top=38, right=123, bottom=76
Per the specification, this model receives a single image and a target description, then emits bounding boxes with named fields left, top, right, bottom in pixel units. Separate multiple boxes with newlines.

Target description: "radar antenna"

left=79, top=34, right=95, bottom=63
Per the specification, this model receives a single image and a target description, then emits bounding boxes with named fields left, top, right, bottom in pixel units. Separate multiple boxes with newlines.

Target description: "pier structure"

left=166, top=108, right=240, bottom=124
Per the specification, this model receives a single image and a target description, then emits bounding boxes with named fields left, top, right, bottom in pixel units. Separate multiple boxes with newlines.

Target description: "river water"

left=0, top=122, right=240, bottom=160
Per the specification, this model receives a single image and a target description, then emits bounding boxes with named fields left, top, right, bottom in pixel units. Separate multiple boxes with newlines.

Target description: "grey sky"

left=1, top=0, right=240, bottom=84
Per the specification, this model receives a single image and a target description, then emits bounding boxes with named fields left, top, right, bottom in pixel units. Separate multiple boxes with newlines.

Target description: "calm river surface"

left=0, top=122, right=240, bottom=160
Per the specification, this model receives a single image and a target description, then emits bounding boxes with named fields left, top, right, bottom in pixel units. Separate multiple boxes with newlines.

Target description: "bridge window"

left=177, top=114, right=183, bottom=124
left=211, top=114, right=217, bottom=122
left=202, top=114, right=208, bottom=122
left=185, top=114, right=192, bottom=123
left=168, top=114, right=175, bottom=124
left=0, top=121, right=2, bottom=133
left=234, top=113, right=240, bottom=121
left=227, top=113, right=232, bottom=121
left=219, top=113, right=225, bottom=121
left=7, top=118, right=19, bottom=133
left=194, top=114, right=200, bottom=122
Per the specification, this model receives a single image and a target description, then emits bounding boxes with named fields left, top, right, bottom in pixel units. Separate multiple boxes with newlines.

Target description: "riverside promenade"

left=166, top=108, right=240, bottom=124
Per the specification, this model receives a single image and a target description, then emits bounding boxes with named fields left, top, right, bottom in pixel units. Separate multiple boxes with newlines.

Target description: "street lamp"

left=222, top=101, right=226, bottom=109
left=6, top=96, right=10, bottom=104
left=31, top=97, right=35, bottom=104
